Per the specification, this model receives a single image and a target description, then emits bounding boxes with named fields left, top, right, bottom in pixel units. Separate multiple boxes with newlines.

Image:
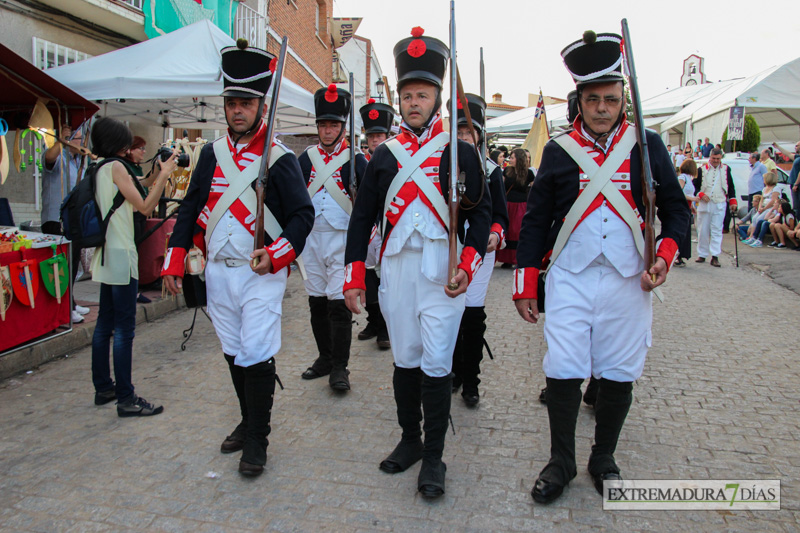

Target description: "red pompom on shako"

left=457, top=98, right=463, bottom=109
left=324, top=83, right=338, bottom=103
left=407, top=26, right=426, bottom=58
left=368, top=109, right=379, bottom=120
left=368, top=98, right=376, bottom=104
left=269, top=57, right=277, bottom=73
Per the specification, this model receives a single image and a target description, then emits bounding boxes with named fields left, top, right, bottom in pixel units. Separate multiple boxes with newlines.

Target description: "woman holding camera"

left=91, top=117, right=178, bottom=417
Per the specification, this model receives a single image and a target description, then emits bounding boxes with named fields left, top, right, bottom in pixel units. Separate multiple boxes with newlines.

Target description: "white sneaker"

left=71, top=310, right=85, bottom=323
left=75, top=304, right=90, bottom=315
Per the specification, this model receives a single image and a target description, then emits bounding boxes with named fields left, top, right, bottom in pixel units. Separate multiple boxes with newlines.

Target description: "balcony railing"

left=234, top=3, right=267, bottom=50
left=118, top=0, right=144, bottom=10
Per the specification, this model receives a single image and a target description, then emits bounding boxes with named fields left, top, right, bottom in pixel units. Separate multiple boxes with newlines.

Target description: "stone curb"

left=0, top=295, right=186, bottom=381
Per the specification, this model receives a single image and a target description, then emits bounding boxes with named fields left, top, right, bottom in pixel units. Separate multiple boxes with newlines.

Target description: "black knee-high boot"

left=239, top=358, right=277, bottom=476
left=460, top=306, right=487, bottom=406
left=418, top=373, right=453, bottom=499
left=380, top=366, right=423, bottom=473
left=531, top=377, right=582, bottom=504
left=302, top=296, right=332, bottom=379
left=588, top=378, right=633, bottom=494
left=328, top=299, right=353, bottom=391
left=221, top=354, right=247, bottom=453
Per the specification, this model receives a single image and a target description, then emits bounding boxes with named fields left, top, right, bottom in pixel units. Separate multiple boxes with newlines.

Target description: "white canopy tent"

left=660, top=58, right=800, bottom=145
left=47, top=20, right=327, bottom=135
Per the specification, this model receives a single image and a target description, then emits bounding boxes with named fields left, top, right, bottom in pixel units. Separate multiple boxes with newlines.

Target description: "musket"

left=479, top=47, right=487, bottom=178
left=447, top=0, right=461, bottom=290
left=349, top=71, right=357, bottom=202
left=253, top=36, right=289, bottom=268
left=621, top=19, right=656, bottom=282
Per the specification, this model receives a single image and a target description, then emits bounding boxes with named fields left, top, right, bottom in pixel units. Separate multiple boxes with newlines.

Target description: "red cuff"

left=457, top=246, right=483, bottom=284
left=344, top=261, right=366, bottom=292
left=266, top=237, right=296, bottom=273
left=698, top=192, right=708, bottom=200
left=161, top=247, right=187, bottom=278
left=490, top=223, right=506, bottom=248
left=655, top=238, right=679, bottom=274
left=512, top=267, right=539, bottom=300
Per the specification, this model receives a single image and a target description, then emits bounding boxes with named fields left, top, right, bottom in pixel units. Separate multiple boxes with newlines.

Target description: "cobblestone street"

left=1, top=255, right=799, bottom=532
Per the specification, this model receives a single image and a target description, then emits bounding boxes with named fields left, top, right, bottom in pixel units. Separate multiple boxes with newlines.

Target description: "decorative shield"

left=40, top=252, right=68, bottom=304
left=10, top=259, right=39, bottom=308
left=0, top=265, right=12, bottom=321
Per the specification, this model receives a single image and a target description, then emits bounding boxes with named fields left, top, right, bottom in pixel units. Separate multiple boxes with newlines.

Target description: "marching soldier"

left=344, top=26, right=491, bottom=499
left=513, top=31, right=689, bottom=503
left=355, top=98, right=396, bottom=350
left=298, top=85, right=368, bottom=391
left=162, top=40, right=314, bottom=477
left=448, top=93, right=508, bottom=407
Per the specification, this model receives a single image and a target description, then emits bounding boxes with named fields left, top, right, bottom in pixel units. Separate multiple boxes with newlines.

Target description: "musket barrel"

left=447, top=0, right=459, bottom=289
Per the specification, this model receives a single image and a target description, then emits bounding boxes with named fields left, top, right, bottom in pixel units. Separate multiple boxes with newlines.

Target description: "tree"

left=722, top=114, right=760, bottom=152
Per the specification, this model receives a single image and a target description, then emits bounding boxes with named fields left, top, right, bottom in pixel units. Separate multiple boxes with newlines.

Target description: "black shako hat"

left=220, top=39, right=276, bottom=98
left=359, top=98, right=395, bottom=134
left=393, top=27, right=449, bottom=90
left=561, top=31, right=624, bottom=88
left=314, top=84, right=351, bottom=123
left=446, top=93, right=486, bottom=132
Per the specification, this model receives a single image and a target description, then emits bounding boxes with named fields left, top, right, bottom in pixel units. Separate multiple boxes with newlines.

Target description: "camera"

left=156, top=146, right=190, bottom=168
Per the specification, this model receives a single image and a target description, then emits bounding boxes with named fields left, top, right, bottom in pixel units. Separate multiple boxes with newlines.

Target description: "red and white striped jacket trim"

left=512, top=267, right=539, bottom=301
left=457, top=246, right=482, bottom=284
left=161, top=247, right=188, bottom=278
left=266, top=237, right=296, bottom=273
left=490, top=223, right=505, bottom=248
left=343, top=261, right=367, bottom=292
left=569, top=119, right=643, bottom=231
left=655, top=237, right=679, bottom=274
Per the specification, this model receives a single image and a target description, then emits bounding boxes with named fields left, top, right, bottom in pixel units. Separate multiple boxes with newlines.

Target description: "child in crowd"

left=768, top=201, right=796, bottom=249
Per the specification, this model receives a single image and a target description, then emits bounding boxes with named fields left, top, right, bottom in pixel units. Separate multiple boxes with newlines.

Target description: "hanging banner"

left=727, top=106, right=745, bottom=141
left=329, top=18, right=362, bottom=49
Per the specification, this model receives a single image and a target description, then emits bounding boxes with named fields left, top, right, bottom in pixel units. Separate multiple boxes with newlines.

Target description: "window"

left=315, top=2, right=320, bottom=35
left=32, top=37, right=92, bottom=70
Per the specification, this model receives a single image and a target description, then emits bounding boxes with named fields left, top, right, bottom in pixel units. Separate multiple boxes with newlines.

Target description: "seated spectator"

left=768, top=201, right=796, bottom=249
left=736, top=194, right=763, bottom=240
left=744, top=208, right=782, bottom=247
left=741, top=173, right=779, bottom=242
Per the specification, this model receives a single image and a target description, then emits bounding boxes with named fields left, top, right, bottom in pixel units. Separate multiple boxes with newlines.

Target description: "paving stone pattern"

left=1, top=255, right=799, bottom=532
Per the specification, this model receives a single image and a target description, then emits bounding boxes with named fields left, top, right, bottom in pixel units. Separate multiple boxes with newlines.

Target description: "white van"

left=696, top=153, right=793, bottom=218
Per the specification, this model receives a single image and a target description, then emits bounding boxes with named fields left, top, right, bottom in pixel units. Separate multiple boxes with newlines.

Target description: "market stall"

left=0, top=229, right=71, bottom=354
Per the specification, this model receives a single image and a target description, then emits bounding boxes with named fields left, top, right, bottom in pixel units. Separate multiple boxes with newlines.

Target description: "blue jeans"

left=754, top=219, right=772, bottom=241
left=92, top=279, right=138, bottom=402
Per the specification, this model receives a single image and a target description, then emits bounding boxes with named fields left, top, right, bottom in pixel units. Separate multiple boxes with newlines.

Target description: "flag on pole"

left=522, top=90, right=549, bottom=170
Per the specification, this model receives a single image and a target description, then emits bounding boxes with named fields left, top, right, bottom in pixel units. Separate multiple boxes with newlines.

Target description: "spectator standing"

left=496, top=148, right=534, bottom=268
left=746, top=152, right=768, bottom=212
left=694, top=140, right=703, bottom=158
left=696, top=148, right=736, bottom=267
left=41, top=124, right=89, bottom=323
left=675, top=159, right=699, bottom=266
left=490, top=149, right=505, bottom=168
left=90, top=117, right=177, bottom=416
left=780, top=141, right=800, bottom=218
left=761, top=149, right=778, bottom=175
left=702, top=137, right=714, bottom=158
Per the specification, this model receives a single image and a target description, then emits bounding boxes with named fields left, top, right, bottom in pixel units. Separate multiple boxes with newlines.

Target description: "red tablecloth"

left=0, top=243, right=71, bottom=352
left=138, top=218, right=176, bottom=285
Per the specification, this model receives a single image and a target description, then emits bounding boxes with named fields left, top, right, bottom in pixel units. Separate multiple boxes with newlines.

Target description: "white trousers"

left=205, top=260, right=288, bottom=368
left=465, top=250, right=495, bottom=307
left=379, top=250, right=465, bottom=378
left=543, top=255, right=652, bottom=382
left=303, top=220, right=346, bottom=300
left=696, top=201, right=726, bottom=258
